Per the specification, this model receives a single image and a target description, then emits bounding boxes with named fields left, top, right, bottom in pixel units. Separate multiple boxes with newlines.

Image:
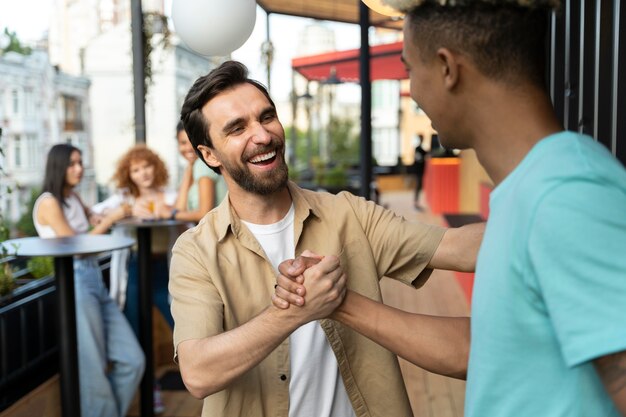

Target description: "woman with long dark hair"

left=33, top=143, right=145, bottom=417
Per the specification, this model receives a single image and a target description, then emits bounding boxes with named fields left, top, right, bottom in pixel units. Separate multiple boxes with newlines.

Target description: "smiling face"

left=198, top=83, right=288, bottom=196
left=65, top=150, right=83, bottom=188
left=129, top=159, right=156, bottom=191
left=177, top=129, right=197, bottom=164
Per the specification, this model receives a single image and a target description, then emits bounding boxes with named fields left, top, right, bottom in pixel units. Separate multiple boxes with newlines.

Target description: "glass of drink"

left=119, top=188, right=134, bottom=215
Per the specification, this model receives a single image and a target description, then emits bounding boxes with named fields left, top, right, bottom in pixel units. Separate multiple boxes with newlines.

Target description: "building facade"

left=0, top=50, right=94, bottom=223
left=49, top=0, right=219, bottom=192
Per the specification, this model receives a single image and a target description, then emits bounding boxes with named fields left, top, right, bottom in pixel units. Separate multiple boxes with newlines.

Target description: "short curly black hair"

left=405, top=2, right=554, bottom=87
left=179, top=61, right=276, bottom=174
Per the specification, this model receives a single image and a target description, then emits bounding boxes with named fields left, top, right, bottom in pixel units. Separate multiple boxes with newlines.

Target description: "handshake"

left=271, top=250, right=348, bottom=323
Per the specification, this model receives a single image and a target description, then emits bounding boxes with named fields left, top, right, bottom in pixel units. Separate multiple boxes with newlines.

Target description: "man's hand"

left=272, top=250, right=323, bottom=309
left=287, top=254, right=347, bottom=323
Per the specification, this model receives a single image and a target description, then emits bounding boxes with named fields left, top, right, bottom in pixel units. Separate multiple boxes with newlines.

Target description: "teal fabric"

left=188, top=159, right=227, bottom=210
left=466, top=132, right=626, bottom=417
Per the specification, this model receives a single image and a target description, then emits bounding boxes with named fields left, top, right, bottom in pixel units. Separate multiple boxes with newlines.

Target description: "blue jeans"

left=74, top=257, right=145, bottom=417
left=124, top=253, right=174, bottom=337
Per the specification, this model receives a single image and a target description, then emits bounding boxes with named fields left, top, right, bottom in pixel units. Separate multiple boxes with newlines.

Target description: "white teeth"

left=250, top=151, right=276, bottom=163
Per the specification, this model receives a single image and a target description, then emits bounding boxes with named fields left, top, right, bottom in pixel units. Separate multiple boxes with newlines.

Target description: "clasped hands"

left=272, top=250, right=347, bottom=321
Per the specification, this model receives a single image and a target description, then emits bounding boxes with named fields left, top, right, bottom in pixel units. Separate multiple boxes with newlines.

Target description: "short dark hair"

left=179, top=61, right=276, bottom=174
left=43, top=143, right=81, bottom=206
left=405, top=2, right=555, bottom=87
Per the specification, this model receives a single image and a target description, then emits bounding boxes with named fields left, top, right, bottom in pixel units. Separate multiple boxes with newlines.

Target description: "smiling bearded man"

left=169, top=60, right=484, bottom=417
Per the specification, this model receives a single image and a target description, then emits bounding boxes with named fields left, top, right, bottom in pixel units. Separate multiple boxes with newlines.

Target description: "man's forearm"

left=333, top=290, right=470, bottom=379
left=178, top=306, right=301, bottom=398
left=429, top=222, right=484, bottom=272
left=180, top=255, right=346, bottom=398
left=594, top=350, right=626, bottom=415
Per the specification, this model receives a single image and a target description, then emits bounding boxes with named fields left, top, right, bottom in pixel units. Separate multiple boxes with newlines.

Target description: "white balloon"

left=172, top=0, right=256, bottom=56
left=362, top=0, right=403, bottom=17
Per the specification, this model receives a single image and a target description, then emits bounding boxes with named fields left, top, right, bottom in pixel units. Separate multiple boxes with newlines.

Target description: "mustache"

left=242, top=138, right=283, bottom=161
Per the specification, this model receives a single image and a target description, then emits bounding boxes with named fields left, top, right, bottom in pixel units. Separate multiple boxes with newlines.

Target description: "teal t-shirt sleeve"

left=527, top=180, right=626, bottom=367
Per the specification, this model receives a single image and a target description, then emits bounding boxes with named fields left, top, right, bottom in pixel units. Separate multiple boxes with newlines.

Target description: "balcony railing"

left=0, top=253, right=112, bottom=412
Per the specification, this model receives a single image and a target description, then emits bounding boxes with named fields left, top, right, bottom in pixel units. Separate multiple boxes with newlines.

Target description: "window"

left=12, top=89, right=19, bottom=114
left=24, top=88, right=35, bottom=117
left=26, top=134, right=38, bottom=168
left=14, top=135, right=21, bottom=167
left=62, top=95, right=84, bottom=130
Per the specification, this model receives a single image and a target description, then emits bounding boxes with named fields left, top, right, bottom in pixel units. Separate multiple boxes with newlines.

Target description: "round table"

left=114, top=218, right=187, bottom=417
left=1, top=235, right=134, bottom=417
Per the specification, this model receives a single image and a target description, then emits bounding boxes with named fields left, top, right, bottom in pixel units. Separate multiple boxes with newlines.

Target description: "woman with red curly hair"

left=92, top=144, right=176, bottom=413
left=111, top=144, right=174, bottom=219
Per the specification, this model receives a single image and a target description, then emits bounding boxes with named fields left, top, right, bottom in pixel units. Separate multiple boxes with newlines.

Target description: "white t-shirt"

left=242, top=205, right=355, bottom=417
left=33, top=192, right=89, bottom=238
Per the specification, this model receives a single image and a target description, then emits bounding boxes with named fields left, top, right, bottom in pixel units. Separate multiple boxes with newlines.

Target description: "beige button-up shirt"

left=170, top=182, right=446, bottom=417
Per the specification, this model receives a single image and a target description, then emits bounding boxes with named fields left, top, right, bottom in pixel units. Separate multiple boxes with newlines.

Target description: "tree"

left=1, top=28, right=32, bottom=55
left=328, top=116, right=360, bottom=165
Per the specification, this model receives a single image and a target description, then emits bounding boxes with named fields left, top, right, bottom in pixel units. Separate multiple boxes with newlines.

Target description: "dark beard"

left=221, top=141, right=289, bottom=195
left=228, top=159, right=288, bottom=195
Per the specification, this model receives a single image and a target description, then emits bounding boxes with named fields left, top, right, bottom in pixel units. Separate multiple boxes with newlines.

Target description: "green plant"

left=324, top=165, right=348, bottom=187
left=0, top=127, right=15, bottom=296
left=27, top=256, right=54, bottom=279
left=143, top=12, right=171, bottom=99
left=0, top=265, right=15, bottom=296
left=15, top=188, right=39, bottom=237
left=328, top=116, right=360, bottom=165
left=0, top=225, right=15, bottom=297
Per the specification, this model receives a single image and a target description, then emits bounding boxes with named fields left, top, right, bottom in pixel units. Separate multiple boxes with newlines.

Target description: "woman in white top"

left=33, top=144, right=145, bottom=417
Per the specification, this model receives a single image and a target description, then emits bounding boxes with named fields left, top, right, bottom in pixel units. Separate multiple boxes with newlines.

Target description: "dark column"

left=359, top=1, right=372, bottom=199
left=137, top=229, right=154, bottom=417
left=55, top=256, right=81, bottom=417
left=131, top=0, right=146, bottom=144
left=612, top=0, right=625, bottom=164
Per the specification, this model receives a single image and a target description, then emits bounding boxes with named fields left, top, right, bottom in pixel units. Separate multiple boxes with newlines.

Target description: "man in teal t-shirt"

left=468, top=131, right=626, bottom=416
left=273, top=1, right=626, bottom=415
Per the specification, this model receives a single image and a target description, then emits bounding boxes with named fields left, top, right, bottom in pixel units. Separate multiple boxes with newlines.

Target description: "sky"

left=0, top=0, right=364, bottom=102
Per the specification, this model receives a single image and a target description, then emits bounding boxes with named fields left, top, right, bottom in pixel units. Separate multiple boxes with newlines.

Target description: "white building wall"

left=83, top=25, right=135, bottom=188
left=84, top=26, right=217, bottom=192
left=49, top=0, right=102, bottom=75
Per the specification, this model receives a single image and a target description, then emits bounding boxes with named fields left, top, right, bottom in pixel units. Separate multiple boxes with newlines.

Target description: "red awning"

left=291, top=41, right=406, bottom=83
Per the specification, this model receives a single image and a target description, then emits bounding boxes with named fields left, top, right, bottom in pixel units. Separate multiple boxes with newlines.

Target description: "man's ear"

left=436, top=47, right=460, bottom=91
left=197, top=145, right=222, bottom=170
